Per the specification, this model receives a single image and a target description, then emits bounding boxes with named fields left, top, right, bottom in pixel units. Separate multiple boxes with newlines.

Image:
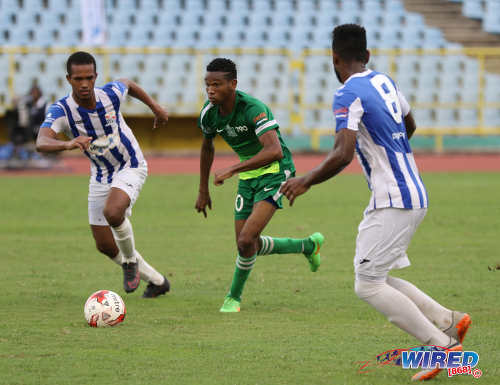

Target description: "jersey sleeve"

left=332, top=88, right=364, bottom=132
left=40, top=103, right=68, bottom=134
left=246, top=104, right=278, bottom=137
left=397, top=88, right=411, bottom=117
left=198, top=102, right=216, bottom=138
left=102, top=81, right=129, bottom=103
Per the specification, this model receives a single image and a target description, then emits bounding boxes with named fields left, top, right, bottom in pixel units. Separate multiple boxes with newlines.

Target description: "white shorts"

left=354, top=207, right=427, bottom=281
left=88, top=166, right=148, bottom=226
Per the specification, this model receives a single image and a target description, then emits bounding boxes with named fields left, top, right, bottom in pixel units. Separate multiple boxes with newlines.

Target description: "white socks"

left=386, top=276, right=453, bottom=331
left=355, top=279, right=452, bottom=346
left=112, top=251, right=164, bottom=285
left=135, top=251, right=164, bottom=285
left=110, top=218, right=137, bottom=263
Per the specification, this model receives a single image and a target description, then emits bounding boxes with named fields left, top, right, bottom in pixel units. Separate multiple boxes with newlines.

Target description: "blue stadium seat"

left=413, top=109, right=434, bottom=127
left=435, top=109, right=457, bottom=127
left=207, top=0, right=227, bottom=11
left=483, top=0, right=500, bottom=33
left=5, top=26, right=30, bottom=45
left=185, top=0, right=205, bottom=12
left=126, top=29, right=154, bottom=47
left=32, top=28, right=56, bottom=47
left=296, top=0, right=317, bottom=13
left=462, top=0, right=484, bottom=19
left=15, top=9, right=38, bottom=27
left=273, top=108, right=291, bottom=130
left=197, top=28, right=221, bottom=48
left=484, top=74, right=500, bottom=102
left=457, top=109, right=478, bottom=127
left=266, top=28, right=289, bottom=48
left=230, top=0, right=251, bottom=12
left=318, top=0, right=337, bottom=13
left=369, top=55, right=390, bottom=74
left=422, top=27, right=446, bottom=48
left=253, top=0, right=273, bottom=12
left=484, top=109, right=500, bottom=127
left=164, top=0, right=183, bottom=11
left=172, top=28, right=197, bottom=48
left=202, top=9, right=226, bottom=27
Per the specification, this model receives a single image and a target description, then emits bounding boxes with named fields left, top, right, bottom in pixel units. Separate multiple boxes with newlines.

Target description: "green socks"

left=229, top=254, right=257, bottom=301
left=228, top=236, right=315, bottom=301
left=258, top=235, right=314, bottom=256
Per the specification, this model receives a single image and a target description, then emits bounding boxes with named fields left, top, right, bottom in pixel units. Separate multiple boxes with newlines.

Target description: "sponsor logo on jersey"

left=216, top=125, right=247, bottom=136
left=105, top=113, right=117, bottom=126
left=392, top=132, right=406, bottom=140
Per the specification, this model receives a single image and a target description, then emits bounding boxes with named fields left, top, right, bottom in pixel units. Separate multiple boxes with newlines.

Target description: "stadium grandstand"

left=1, top=0, right=500, bottom=154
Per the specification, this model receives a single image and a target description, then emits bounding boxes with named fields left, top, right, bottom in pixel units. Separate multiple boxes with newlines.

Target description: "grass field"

left=1, top=172, right=498, bottom=385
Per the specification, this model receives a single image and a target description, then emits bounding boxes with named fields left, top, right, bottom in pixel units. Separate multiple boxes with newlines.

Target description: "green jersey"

left=198, top=91, right=295, bottom=179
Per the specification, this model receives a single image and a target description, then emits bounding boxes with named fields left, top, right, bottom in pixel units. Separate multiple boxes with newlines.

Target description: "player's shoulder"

left=46, top=99, right=68, bottom=118
left=98, top=80, right=128, bottom=98
left=336, top=70, right=388, bottom=100
left=199, top=100, right=216, bottom=119
left=238, top=90, right=268, bottom=110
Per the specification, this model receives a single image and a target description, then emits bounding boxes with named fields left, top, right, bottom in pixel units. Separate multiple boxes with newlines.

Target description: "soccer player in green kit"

left=195, top=58, right=324, bottom=313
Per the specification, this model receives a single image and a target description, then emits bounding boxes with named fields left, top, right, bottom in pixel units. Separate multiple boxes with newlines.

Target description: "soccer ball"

left=84, top=290, right=126, bottom=327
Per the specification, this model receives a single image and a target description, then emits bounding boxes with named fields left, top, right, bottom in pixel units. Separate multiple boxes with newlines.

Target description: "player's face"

left=204, top=72, right=236, bottom=105
left=67, top=64, right=97, bottom=100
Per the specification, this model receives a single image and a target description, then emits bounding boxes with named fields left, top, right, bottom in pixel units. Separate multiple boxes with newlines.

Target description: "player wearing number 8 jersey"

left=280, top=25, right=470, bottom=381
left=195, top=58, right=324, bottom=313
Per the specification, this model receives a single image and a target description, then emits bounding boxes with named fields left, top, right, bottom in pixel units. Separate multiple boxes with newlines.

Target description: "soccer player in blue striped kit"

left=281, top=25, right=471, bottom=381
left=37, top=51, right=170, bottom=298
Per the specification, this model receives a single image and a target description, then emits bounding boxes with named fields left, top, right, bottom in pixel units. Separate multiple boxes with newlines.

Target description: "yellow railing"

left=1, top=46, right=500, bottom=151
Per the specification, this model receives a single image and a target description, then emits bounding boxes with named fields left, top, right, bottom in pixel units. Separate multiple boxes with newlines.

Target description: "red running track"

left=1, top=153, right=500, bottom=176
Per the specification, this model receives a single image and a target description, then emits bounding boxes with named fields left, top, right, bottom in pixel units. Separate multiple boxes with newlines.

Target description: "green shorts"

left=234, top=169, right=295, bottom=220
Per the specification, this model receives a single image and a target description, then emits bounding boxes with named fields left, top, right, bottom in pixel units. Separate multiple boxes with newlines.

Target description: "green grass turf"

left=0, top=172, right=498, bottom=385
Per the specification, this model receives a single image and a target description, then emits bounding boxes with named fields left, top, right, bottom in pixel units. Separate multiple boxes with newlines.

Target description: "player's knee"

left=103, top=206, right=124, bottom=227
left=354, top=278, right=383, bottom=300
left=237, top=232, right=258, bottom=255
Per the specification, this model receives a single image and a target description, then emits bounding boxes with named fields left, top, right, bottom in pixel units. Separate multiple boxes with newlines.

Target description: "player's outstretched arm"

left=117, top=78, right=168, bottom=129
left=280, top=128, right=356, bottom=206
left=213, top=130, right=283, bottom=186
left=196, top=136, right=214, bottom=218
left=36, top=126, right=91, bottom=153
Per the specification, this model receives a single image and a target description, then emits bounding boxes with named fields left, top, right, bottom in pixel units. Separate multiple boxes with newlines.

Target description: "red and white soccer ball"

left=84, top=290, right=126, bottom=327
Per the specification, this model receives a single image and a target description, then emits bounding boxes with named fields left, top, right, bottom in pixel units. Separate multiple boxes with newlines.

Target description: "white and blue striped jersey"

left=41, top=81, right=146, bottom=184
left=333, top=69, right=428, bottom=211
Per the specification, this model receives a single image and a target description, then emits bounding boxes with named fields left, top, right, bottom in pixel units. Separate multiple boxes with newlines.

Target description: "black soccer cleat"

left=122, top=262, right=140, bottom=293
left=142, top=275, right=170, bottom=298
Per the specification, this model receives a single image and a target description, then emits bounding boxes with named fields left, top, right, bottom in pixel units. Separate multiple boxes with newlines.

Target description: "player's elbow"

left=271, top=145, right=283, bottom=161
left=35, top=138, right=45, bottom=153
left=339, top=149, right=354, bottom=167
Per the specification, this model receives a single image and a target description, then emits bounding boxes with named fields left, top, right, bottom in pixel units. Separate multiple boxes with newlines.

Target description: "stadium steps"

left=401, top=0, right=500, bottom=73
left=401, top=0, right=500, bottom=46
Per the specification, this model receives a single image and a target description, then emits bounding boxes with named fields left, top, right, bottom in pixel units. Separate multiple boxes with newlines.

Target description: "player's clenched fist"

left=214, top=167, right=235, bottom=186
left=280, top=176, right=310, bottom=206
